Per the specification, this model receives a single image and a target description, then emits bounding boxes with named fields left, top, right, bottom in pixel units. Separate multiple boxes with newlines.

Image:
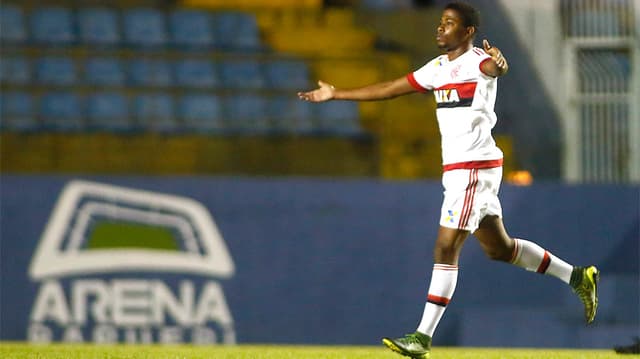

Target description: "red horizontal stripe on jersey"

left=434, top=82, right=477, bottom=99
left=406, top=73, right=429, bottom=93
left=427, top=294, right=450, bottom=307
left=443, top=159, right=503, bottom=172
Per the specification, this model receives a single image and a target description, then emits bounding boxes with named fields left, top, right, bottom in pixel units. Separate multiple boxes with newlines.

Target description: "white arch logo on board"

left=29, top=180, right=234, bottom=280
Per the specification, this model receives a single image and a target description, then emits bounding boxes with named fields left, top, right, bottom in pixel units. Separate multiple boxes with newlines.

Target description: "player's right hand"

left=297, top=81, right=335, bottom=102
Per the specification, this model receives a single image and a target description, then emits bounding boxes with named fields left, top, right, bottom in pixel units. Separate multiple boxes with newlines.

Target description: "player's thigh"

left=436, top=225, right=470, bottom=248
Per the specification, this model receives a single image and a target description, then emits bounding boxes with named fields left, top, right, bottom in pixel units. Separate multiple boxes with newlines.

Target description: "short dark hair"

left=445, top=1, right=480, bottom=30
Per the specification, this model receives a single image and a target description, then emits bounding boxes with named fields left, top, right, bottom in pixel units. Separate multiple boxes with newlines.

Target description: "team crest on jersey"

left=450, top=64, right=462, bottom=79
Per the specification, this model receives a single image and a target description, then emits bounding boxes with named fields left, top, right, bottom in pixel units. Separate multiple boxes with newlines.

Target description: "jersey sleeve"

left=406, top=57, right=439, bottom=93
left=473, top=47, right=494, bottom=77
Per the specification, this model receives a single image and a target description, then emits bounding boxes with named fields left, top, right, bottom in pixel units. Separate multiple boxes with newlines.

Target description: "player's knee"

left=434, top=245, right=455, bottom=259
left=434, top=242, right=460, bottom=262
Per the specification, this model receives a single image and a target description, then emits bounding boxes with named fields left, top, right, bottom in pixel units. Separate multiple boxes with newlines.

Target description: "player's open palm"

left=298, top=81, right=335, bottom=102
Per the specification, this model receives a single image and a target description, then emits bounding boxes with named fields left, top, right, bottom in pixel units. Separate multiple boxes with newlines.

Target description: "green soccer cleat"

left=382, top=331, right=432, bottom=359
left=570, top=265, right=599, bottom=324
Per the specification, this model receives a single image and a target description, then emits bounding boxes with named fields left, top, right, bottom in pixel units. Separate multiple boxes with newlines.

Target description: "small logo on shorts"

left=445, top=210, right=458, bottom=223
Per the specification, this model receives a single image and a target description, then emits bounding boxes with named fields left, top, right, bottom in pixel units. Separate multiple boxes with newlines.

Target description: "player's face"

left=436, top=9, right=472, bottom=51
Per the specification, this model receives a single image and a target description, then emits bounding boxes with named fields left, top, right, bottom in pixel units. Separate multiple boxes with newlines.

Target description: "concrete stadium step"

left=255, top=8, right=356, bottom=30
left=312, top=59, right=383, bottom=89
left=0, top=133, right=378, bottom=176
left=265, top=27, right=375, bottom=56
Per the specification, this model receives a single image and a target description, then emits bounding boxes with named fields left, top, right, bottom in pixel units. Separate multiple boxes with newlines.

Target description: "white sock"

left=416, top=264, right=458, bottom=337
left=510, top=238, right=573, bottom=284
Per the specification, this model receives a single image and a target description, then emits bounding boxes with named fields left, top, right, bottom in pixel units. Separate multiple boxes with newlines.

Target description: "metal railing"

left=561, top=0, right=639, bottom=183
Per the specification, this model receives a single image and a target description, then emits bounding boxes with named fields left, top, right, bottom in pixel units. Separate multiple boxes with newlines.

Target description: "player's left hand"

left=483, top=39, right=507, bottom=70
left=297, top=81, right=335, bottom=102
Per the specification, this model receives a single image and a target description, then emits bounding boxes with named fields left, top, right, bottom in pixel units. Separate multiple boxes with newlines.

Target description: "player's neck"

left=446, top=43, right=472, bottom=62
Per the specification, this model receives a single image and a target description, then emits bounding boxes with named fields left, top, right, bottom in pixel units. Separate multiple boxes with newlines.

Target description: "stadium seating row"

left=1, top=56, right=310, bottom=90
left=0, top=4, right=365, bottom=137
left=0, top=5, right=261, bottom=50
left=0, top=91, right=361, bottom=136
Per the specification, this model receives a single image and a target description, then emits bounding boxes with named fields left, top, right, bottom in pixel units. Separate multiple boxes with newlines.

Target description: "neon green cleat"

left=382, top=332, right=431, bottom=359
left=570, top=265, right=599, bottom=324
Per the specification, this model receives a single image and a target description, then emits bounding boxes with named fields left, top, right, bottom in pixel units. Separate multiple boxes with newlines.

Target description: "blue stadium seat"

left=129, top=59, right=172, bottom=87
left=359, top=0, right=413, bottom=10
left=123, top=8, right=167, bottom=47
left=78, top=8, right=120, bottom=46
left=264, top=60, right=310, bottom=90
left=315, top=101, right=362, bottom=136
left=30, top=7, right=75, bottom=45
left=85, top=57, right=125, bottom=86
left=0, top=56, right=30, bottom=85
left=179, top=94, right=224, bottom=133
left=40, top=92, right=83, bottom=131
left=169, top=10, right=215, bottom=48
left=87, top=92, right=130, bottom=132
left=36, top=57, right=77, bottom=86
left=226, top=95, right=269, bottom=134
left=214, top=12, right=261, bottom=50
left=0, top=92, right=38, bottom=131
left=174, top=59, right=218, bottom=89
left=268, top=96, right=315, bottom=135
left=133, top=94, right=177, bottom=133
left=220, top=60, right=264, bottom=89
left=0, top=5, right=27, bottom=43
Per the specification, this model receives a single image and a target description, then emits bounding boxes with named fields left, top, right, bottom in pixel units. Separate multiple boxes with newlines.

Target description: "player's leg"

left=418, top=225, right=468, bottom=333
left=474, top=215, right=599, bottom=324
left=383, top=168, right=475, bottom=358
left=475, top=215, right=573, bottom=280
left=383, top=226, right=468, bottom=359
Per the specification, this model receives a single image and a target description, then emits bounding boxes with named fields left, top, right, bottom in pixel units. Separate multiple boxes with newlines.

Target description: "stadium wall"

left=1, top=175, right=638, bottom=348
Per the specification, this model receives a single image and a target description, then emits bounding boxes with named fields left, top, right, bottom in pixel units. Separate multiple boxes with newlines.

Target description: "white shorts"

left=439, top=167, right=503, bottom=232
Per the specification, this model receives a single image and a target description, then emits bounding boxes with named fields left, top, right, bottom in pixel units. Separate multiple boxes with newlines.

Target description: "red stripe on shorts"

left=458, top=169, right=478, bottom=230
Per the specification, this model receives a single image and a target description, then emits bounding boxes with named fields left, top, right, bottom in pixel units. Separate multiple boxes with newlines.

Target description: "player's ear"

left=466, top=26, right=476, bottom=38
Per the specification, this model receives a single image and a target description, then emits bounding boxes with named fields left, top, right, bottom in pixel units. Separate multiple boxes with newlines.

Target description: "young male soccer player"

left=298, top=2, right=599, bottom=358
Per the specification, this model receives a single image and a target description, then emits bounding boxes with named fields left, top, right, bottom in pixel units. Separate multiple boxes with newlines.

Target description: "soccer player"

left=297, top=2, right=599, bottom=358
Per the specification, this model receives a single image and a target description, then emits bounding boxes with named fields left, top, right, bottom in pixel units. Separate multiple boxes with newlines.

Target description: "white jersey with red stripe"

left=407, top=47, right=503, bottom=170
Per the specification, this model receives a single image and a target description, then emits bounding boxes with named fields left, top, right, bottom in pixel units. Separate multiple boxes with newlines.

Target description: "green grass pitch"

left=0, top=343, right=626, bottom=359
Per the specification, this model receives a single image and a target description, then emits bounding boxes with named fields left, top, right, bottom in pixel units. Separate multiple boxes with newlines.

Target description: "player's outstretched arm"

left=481, top=39, right=509, bottom=77
left=297, top=76, right=416, bottom=103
